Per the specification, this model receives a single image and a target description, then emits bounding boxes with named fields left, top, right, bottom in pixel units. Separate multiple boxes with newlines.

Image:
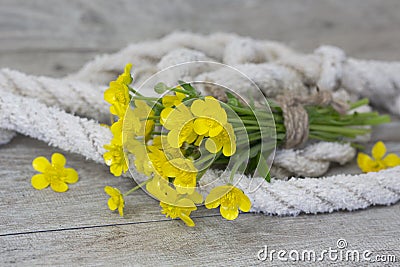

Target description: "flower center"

left=115, top=90, right=127, bottom=104
left=220, top=191, right=239, bottom=207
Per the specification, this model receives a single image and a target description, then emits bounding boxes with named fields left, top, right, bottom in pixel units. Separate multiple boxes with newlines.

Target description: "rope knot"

left=276, top=89, right=348, bottom=149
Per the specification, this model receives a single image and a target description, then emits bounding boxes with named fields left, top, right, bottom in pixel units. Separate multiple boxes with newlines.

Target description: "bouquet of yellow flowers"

left=103, top=63, right=390, bottom=226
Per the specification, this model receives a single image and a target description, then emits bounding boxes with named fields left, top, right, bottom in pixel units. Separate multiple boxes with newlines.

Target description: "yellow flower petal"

left=239, top=194, right=252, bottom=212
left=205, top=138, right=219, bottom=154
left=109, top=104, right=125, bottom=118
left=222, top=141, right=235, bottom=157
left=357, top=152, right=376, bottom=173
left=167, top=129, right=181, bottom=148
left=104, top=186, right=120, bottom=197
left=118, top=201, right=124, bottom=217
left=160, top=107, right=173, bottom=125
left=205, top=199, right=220, bottom=209
left=111, top=119, right=123, bottom=140
left=31, top=174, right=49, bottom=190
left=146, top=176, right=177, bottom=204
left=220, top=206, right=239, bottom=220
left=193, top=118, right=209, bottom=136
left=162, top=95, right=178, bottom=108
left=64, top=168, right=79, bottom=184
left=179, top=213, right=195, bottom=227
left=205, top=185, right=231, bottom=206
left=50, top=180, right=69, bottom=192
left=190, top=99, right=205, bottom=116
left=176, top=198, right=197, bottom=209
left=208, top=123, right=223, bottom=137
left=110, top=163, right=123, bottom=177
left=116, top=63, right=133, bottom=85
left=188, top=190, right=204, bottom=204
left=108, top=198, right=118, bottom=211
left=372, top=141, right=386, bottom=160
left=51, top=153, right=66, bottom=168
left=174, top=180, right=196, bottom=195
left=32, top=156, right=51, bottom=173
left=383, top=153, right=400, bottom=167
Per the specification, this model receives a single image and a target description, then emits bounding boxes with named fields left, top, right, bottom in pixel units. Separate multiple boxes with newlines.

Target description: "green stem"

left=140, top=116, right=160, bottom=121
left=123, top=179, right=150, bottom=196
left=309, top=124, right=370, bottom=135
left=128, top=86, right=143, bottom=96
left=132, top=96, right=160, bottom=101
left=171, top=88, right=194, bottom=96
left=349, top=98, right=369, bottom=110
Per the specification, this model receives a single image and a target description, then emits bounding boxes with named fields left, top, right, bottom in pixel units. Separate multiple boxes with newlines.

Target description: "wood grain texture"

left=1, top=205, right=399, bottom=266
left=1, top=0, right=400, bottom=77
left=0, top=136, right=218, bottom=236
left=1, top=0, right=400, bottom=265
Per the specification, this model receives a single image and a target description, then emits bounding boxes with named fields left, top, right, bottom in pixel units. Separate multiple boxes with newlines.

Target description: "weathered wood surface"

left=1, top=0, right=400, bottom=266
left=2, top=0, right=400, bottom=77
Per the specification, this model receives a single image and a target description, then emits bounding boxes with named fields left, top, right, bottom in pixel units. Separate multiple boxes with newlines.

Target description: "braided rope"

left=1, top=90, right=398, bottom=215
left=0, top=91, right=111, bottom=163
left=70, top=32, right=400, bottom=115
left=198, top=165, right=400, bottom=215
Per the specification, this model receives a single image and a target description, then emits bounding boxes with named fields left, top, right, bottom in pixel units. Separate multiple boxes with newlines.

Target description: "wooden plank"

left=1, top=204, right=399, bottom=266
left=0, top=135, right=218, bottom=235
left=1, top=0, right=400, bottom=77
left=0, top=51, right=104, bottom=78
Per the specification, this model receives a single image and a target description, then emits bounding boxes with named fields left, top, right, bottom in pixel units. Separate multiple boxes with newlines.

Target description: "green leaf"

left=226, top=92, right=243, bottom=107
left=265, top=172, right=271, bottom=183
left=154, top=82, right=170, bottom=94
left=256, top=153, right=271, bottom=182
left=177, top=80, right=197, bottom=96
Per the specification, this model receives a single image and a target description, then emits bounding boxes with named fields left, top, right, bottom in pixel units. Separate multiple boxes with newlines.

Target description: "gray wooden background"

left=0, top=1, right=399, bottom=266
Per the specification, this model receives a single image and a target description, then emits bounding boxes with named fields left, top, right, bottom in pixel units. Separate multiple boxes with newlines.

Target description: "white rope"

left=0, top=32, right=399, bottom=215
left=1, top=90, right=398, bottom=215
left=0, top=129, right=16, bottom=145
left=70, top=32, right=400, bottom=115
left=0, top=91, right=111, bottom=163
left=0, top=68, right=108, bottom=121
left=198, top=166, right=400, bottom=215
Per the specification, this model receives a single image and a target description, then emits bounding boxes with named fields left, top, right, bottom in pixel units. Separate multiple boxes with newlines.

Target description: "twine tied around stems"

left=276, top=89, right=348, bottom=149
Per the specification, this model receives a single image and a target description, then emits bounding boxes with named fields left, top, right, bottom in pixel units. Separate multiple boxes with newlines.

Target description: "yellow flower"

left=31, top=153, right=78, bottom=192
left=109, top=102, right=128, bottom=118
left=104, top=63, right=132, bottom=107
left=147, top=146, right=169, bottom=178
left=104, top=81, right=130, bottom=107
left=110, top=118, right=123, bottom=141
left=162, top=103, right=197, bottom=148
left=168, top=121, right=198, bottom=148
left=205, top=185, right=251, bottom=220
left=163, top=158, right=198, bottom=194
left=116, top=63, right=133, bottom=86
left=146, top=176, right=199, bottom=227
left=146, top=175, right=176, bottom=202
left=104, top=186, right=125, bottom=216
left=205, top=123, right=236, bottom=156
left=103, top=138, right=129, bottom=176
left=357, top=141, right=400, bottom=172
left=162, top=91, right=186, bottom=108
left=160, top=200, right=197, bottom=227
left=191, top=96, right=227, bottom=137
